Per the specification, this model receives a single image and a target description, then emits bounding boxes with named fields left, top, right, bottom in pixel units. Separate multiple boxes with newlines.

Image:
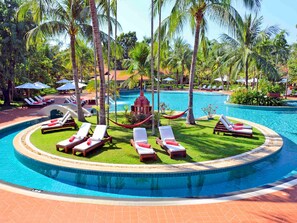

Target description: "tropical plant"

left=0, top=0, right=35, bottom=105
left=158, top=0, right=261, bottom=124
left=89, top=0, right=107, bottom=124
left=121, top=42, right=151, bottom=90
left=19, top=0, right=94, bottom=121
left=230, top=88, right=284, bottom=106
left=221, top=14, right=279, bottom=89
left=164, top=37, right=192, bottom=89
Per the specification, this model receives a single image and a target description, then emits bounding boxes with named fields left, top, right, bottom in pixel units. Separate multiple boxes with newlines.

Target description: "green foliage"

left=42, top=88, right=58, bottom=95
left=267, top=84, right=282, bottom=93
left=230, top=88, right=284, bottom=106
left=0, top=0, right=35, bottom=105
left=118, top=31, right=137, bottom=60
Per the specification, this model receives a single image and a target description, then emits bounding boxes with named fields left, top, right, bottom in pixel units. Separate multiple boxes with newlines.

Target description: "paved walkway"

left=0, top=95, right=297, bottom=222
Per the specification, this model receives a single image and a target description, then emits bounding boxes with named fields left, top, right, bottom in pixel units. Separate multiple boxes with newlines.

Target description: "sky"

left=116, top=0, right=297, bottom=45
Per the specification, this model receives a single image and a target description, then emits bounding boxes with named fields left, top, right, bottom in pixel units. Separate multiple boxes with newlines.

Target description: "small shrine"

left=131, top=91, right=152, bottom=116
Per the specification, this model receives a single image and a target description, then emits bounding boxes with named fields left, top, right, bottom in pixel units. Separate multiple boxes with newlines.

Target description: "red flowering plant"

left=201, top=104, right=218, bottom=120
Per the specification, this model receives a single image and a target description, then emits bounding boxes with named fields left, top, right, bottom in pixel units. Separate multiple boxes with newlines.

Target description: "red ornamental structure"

left=131, top=91, right=152, bottom=116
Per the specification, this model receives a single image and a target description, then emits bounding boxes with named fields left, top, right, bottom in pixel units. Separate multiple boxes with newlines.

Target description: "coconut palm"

left=165, top=37, right=192, bottom=88
left=158, top=0, right=261, bottom=124
left=22, top=0, right=95, bottom=121
left=89, top=0, right=107, bottom=124
left=121, top=42, right=151, bottom=90
left=221, top=14, right=279, bottom=88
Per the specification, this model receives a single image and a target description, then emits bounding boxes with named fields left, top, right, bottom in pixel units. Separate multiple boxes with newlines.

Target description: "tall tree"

left=118, top=32, right=138, bottom=60
left=0, top=0, right=34, bottom=105
left=89, top=0, right=106, bottom=124
left=159, top=0, right=261, bottom=124
left=21, top=0, right=93, bottom=121
left=221, top=14, right=279, bottom=88
left=121, top=42, right=151, bottom=90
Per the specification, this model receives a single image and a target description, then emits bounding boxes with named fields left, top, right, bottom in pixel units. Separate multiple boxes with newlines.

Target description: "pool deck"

left=1, top=94, right=297, bottom=222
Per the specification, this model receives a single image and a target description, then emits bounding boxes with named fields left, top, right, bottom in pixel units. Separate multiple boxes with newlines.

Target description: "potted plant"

left=267, top=84, right=281, bottom=98
left=201, top=104, right=218, bottom=120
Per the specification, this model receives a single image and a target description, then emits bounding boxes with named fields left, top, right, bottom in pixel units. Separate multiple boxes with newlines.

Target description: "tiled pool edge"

left=14, top=117, right=283, bottom=173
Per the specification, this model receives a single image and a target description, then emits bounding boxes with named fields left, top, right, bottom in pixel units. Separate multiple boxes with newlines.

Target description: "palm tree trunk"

left=176, top=69, right=179, bottom=88
left=150, top=0, right=155, bottom=135
left=157, top=0, right=161, bottom=127
left=245, top=60, right=249, bottom=89
left=181, top=63, right=184, bottom=89
left=70, top=34, right=85, bottom=122
left=89, top=0, right=106, bottom=125
left=186, top=20, right=201, bottom=125
left=107, top=0, right=111, bottom=126
left=114, top=0, right=118, bottom=122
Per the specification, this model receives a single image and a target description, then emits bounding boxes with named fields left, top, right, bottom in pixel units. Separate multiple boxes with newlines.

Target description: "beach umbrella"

left=15, top=83, right=42, bottom=90
left=56, top=82, right=86, bottom=91
left=34, top=81, right=50, bottom=89
left=236, top=78, right=246, bottom=84
left=214, top=75, right=228, bottom=82
left=163, top=77, right=175, bottom=82
left=248, top=78, right=258, bottom=83
left=278, top=78, right=289, bottom=84
left=56, top=79, right=72, bottom=84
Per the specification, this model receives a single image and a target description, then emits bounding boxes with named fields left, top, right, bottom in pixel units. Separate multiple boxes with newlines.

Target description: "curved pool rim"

left=2, top=118, right=292, bottom=205
left=224, top=102, right=297, bottom=110
left=14, top=118, right=282, bottom=174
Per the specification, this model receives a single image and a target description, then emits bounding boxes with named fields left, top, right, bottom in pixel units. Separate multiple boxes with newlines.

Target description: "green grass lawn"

left=30, top=114, right=265, bottom=164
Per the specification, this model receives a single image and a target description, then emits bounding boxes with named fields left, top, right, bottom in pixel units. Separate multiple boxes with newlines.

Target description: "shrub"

left=230, top=88, right=284, bottom=106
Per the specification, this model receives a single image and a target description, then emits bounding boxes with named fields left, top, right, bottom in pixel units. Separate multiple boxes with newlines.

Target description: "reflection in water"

left=75, top=173, right=87, bottom=186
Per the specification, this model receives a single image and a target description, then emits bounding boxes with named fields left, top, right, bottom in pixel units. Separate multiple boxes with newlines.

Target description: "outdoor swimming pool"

left=1, top=91, right=297, bottom=199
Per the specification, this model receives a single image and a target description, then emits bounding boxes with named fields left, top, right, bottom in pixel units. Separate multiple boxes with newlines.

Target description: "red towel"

left=69, top=136, right=75, bottom=142
left=165, top=140, right=179, bottom=146
left=50, top=119, right=58, bottom=123
left=137, top=142, right=151, bottom=148
left=47, top=123, right=56, bottom=126
left=234, top=123, right=243, bottom=126
left=87, top=138, right=92, bottom=145
left=33, top=102, right=40, bottom=104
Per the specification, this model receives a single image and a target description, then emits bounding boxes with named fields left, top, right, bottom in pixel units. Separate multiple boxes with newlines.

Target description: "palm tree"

left=221, top=14, right=279, bottom=88
left=165, top=37, right=192, bottom=89
left=121, top=42, right=151, bottom=90
left=151, top=0, right=155, bottom=134
left=158, top=0, right=261, bottom=124
left=89, top=0, right=107, bottom=125
left=22, top=0, right=94, bottom=121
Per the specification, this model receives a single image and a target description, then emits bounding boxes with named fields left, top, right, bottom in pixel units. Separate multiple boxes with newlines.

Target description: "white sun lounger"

left=72, top=125, right=112, bottom=157
left=42, top=111, right=71, bottom=125
left=29, top=97, right=46, bottom=105
left=130, top=128, right=157, bottom=161
left=221, top=115, right=252, bottom=129
left=40, top=113, right=77, bottom=134
left=214, top=116, right=253, bottom=137
left=56, top=122, right=92, bottom=153
left=156, top=126, right=186, bottom=158
left=24, top=98, right=44, bottom=107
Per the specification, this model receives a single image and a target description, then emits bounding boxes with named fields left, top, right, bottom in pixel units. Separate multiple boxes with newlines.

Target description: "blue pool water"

left=1, top=91, right=297, bottom=199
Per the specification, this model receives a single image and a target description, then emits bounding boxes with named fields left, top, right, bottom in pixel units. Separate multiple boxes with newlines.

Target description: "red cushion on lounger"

left=33, top=102, right=40, bottom=104
left=165, top=140, right=179, bottom=146
left=69, top=136, right=75, bottom=142
left=234, top=123, right=243, bottom=126
left=137, top=142, right=151, bottom=148
left=50, top=119, right=58, bottom=123
left=87, top=138, right=92, bottom=145
left=233, top=126, right=243, bottom=130
left=47, top=123, right=56, bottom=126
